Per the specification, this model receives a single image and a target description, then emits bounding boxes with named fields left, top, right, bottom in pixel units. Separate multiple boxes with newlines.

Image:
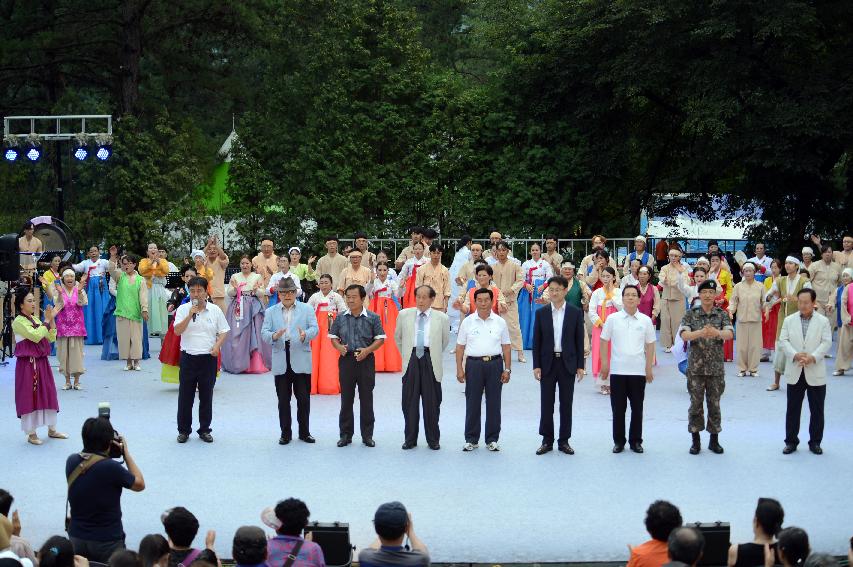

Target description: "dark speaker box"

left=691, top=521, right=731, bottom=566
left=0, top=234, right=20, bottom=282
left=304, top=522, right=353, bottom=567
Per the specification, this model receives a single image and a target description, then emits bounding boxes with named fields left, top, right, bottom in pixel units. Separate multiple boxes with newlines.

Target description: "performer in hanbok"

left=765, top=256, right=811, bottom=391
left=369, top=263, right=402, bottom=372
left=761, top=259, right=782, bottom=362
left=621, top=259, right=641, bottom=289
left=160, top=265, right=196, bottom=383
left=268, top=255, right=302, bottom=307
left=307, top=274, right=347, bottom=394
left=448, top=236, right=472, bottom=329
left=252, top=239, right=279, bottom=305
left=192, top=249, right=214, bottom=282
left=12, top=289, right=68, bottom=445
left=158, top=247, right=179, bottom=272
left=833, top=268, right=853, bottom=376
left=373, top=250, right=399, bottom=283
left=138, top=243, right=170, bottom=336
left=659, top=248, right=689, bottom=353
left=747, top=243, right=774, bottom=284
left=221, top=256, right=271, bottom=374
left=519, top=244, right=553, bottom=350
left=728, top=263, right=764, bottom=377
left=456, top=264, right=507, bottom=315
left=204, top=235, right=230, bottom=312
left=708, top=252, right=734, bottom=362
left=289, top=246, right=318, bottom=300
left=588, top=267, right=622, bottom=395
left=101, top=276, right=120, bottom=361
left=636, top=266, right=660, bottom=321
left=492, top=241, right=526, bottom=361
left=19, top=221, right=44, bottom=316
left=38, top=254, right=62, bottom=314
left=622, top=235, right=655, bottom=277
left=399, top=242, right=428, bottom=309
left=542, top=235, right=563, bottom=275
left=108, top=248, right=149, bottom=371
left=585, top=250, right=621, bottom=290
left=54, top=269, right=88, bottom=390
left=73, top=246, right=110, bottom=345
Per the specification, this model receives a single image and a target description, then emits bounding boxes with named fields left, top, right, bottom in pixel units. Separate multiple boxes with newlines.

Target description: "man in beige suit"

left=394, top=286, right=450, bottom=450
left=778, top=288, right=832, bottom=455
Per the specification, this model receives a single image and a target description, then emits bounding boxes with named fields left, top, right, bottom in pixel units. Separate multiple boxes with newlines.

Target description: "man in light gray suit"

left=261, top=278, right=319, bottom=445
left=778, top=288, right=832, bottom=455
left=394, top=285, right=450, bottom=450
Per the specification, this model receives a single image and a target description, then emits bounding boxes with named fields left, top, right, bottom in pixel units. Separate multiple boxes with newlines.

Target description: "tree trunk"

left=120, top=0, right=145, bottom=116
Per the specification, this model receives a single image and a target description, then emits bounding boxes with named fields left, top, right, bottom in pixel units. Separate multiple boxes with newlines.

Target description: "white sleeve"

left=600, top=316, right=613, bottom=341
left=217, top=308, right=231, bottom=334
left=174, top=304, right=189, bottom=326
left=456, top=318, right=469, bottom=345
left=645, top=317, right=657, bottom=343
left=588, top=291, right=601, bottom=324
left=499, top=319, right=511, bottom=345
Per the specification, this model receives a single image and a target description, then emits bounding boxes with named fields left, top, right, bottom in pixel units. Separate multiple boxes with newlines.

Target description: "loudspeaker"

left=692, top=521, right=731, bottom=566
left=304, top=522, right=353, bottom=567
left=0, top=234, right=20, bottom=282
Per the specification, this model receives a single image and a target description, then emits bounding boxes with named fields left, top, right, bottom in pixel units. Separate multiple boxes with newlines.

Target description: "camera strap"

left=283, top=540, right=304, bottom=567
left=65, top=452, right=108, bottom=532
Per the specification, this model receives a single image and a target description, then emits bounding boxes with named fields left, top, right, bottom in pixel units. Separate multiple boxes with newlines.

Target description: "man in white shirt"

left=599, top=284, right=656, bottom=454
left=173, top=275, right=230, bottom=444
left=456, top=287, right=512, bottom=452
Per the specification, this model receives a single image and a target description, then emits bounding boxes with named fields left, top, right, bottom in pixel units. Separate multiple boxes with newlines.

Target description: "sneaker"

left=462, top=442, right=478, bottom=452
left=486, top=442, right=500, bottom=452
left=664, top=347, right=672, bottom=353
left=736, top=371, right=746, bottom=377
left=132, top=362, right=142, bottom=371
left=124, top=364, right=132, bottom=371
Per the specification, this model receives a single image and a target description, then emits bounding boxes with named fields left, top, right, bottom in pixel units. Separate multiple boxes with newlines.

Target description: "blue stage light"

left=25, top=146, right=41, bottom=161
left=74, top=146, right=89, bottom=161
left=3, top=148, right=18, bottom=162
left=95, top=145, right=111, bottom=161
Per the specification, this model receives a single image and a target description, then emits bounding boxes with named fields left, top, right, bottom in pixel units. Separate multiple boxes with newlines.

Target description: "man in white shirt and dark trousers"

left=173, top=276, right=230, bottom=444
left=394, top=286, right=451, bottom=450
left=600, top=284, right=656, bottom=454
left=456, top=287, right=512, bottom=452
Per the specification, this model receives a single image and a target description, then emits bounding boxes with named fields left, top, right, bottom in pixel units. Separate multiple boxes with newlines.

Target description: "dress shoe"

left=337, top=437, right=352, bottom=447
left=629, top=442, right=644, bottom=454
left=612, top=444, right=624, bottom=453
left=428, top=443, right=440, bottom=450
left=199, top=432, right=214, bottom=443
left=782, top=444, right=797, bottom=454
left=558, top=443, right=574, bottom=455
left=689, top=432, right=701, bottom=455
left=299, top=435, right=316, bottom=443
left=536, top=444, right=553, bottom=455
left=363, top=438, right=376, bottom=447
left=279, top=436, right=291, bottom=445
left=808, top=443, right=823, bottom=455
left=177, top=433, right=189, bottom=443
left=708, top=434, right=724, bottom=454
left=402, top=441, right=416, bottom=450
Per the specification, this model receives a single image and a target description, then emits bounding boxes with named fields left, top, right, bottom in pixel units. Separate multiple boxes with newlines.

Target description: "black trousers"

left=70, top=536, right=125, bottom=563
left=610, top=374, right=646, bottom=445
left=177, top=352, right=217, bottom=435
left=339, top=354, right=375, bottom=439
left=275, top=341, right=311, bottom=438
left=539, top=357, right=575, bottom=444
left=402, top=348, right=442, bottom=445
left=464, top=357, right=503, bottom=444
left=785, top=371, right=826, bottom=446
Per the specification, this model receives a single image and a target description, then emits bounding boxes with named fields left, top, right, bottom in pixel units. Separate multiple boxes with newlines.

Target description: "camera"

left=98, top=402, right=125, bottom=459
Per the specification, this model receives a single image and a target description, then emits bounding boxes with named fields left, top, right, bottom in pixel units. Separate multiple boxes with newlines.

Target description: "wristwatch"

left=503, top=368, right=512, bottom=374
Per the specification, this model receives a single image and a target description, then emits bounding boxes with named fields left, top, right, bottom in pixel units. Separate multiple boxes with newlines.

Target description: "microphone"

left=192, top=298, right=199, bottom=322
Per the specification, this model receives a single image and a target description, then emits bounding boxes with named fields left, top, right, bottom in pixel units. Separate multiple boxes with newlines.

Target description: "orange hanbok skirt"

left=370, top=296, right=402, bottom=372
left=311, top=308, right=340, bottom=395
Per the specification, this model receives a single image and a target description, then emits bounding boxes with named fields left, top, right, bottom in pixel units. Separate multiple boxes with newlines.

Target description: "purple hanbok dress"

left=220, top=277, right=271, bottom=374
left=13, top=315, right=60, bottom=432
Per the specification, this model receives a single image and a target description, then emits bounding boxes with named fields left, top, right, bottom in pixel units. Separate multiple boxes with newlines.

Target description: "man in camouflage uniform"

left=679, top=279, right=735, bottom=455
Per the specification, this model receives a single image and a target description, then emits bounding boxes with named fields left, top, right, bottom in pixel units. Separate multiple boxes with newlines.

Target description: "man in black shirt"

left=329, top=284, right=386, bottom=447
left=65, top=417, right=145, bottom=563
left=163, top=507, right=216, bottom=567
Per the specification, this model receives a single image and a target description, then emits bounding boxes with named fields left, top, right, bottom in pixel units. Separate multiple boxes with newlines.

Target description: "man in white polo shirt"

left=600, top=284, right=656, bottom=454
left=173, top=275, right=230, bottom=444
left=456, top=287, right=511, bottom=452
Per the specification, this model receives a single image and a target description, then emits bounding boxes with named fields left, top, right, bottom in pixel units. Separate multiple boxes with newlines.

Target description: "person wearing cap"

left=262, top=278, right=319, bottom=445
left=264, top=498, right=324, bottom=567
left=807, top=245, right=841, bottom=331
left=659, top=248, right=689, bottom=353
left=679, top=278, right=734, bottom=455
left=316, top=236, right=348, bottom=290
left=765, top=256, right=812, bottom=391
left=729, top=263, right=764, bottom=377
left=251, top=239, right=279, bottom=306
left=415, top=243, right=451, bottom=312
left=395, top=226, right=423, bottom=272
left=456, top=287, right=512, bottom=452
left=329, top=284, right=386, bottom=447
left=623, top=235, right=655, bottom=278
left=833, top=268, right=853, bottom=375
left=361, top=503, right=428, bottom=567
left=491, top=241, right=526, bottom=362
left=778, top=288, right=831, bottom=455
left=288, top=247, right=318, bottom=299
left=337, top=249, right=373, bottom=295
left=542, top=235, right=564, bottom=275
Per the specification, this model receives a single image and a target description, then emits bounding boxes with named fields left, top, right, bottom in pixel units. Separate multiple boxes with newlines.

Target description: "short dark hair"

left=755, top=498, right=784, bottom=537
left=325, top=236, right=339, bottom=243
left=428, top=243, right=443, bottom=253
left=777, top=527, right=810, bottom=566
left=667, top=527, right=704, bottom=565
left=318, top=274, right=333, bottom=283
left=645, top=500, right=683, bottom=541
left=544, top=234, right=557, bottom=242
left=0, top=489, right=13, bottom=516
left=190, top=550, right=218, bottom=567
left=13, top=288, right=31, bottom=315
left=547, top=276, right=568, bottom=289
left=708, top=251, right=722, bottom=259
left=495, top=240, right=510, bottom=251
left=409, top=226, right=424, bottom=235
left=415, top=285, right=436, bottom=298
left=797, top=288, right=816, bottom=302
left=122, top=253, right=139, bottom=265
left=138, top=534, right=170, bottom=567
left=622, top=284, right=641, bottom=298
left=163, top=507, right=199, bottom=548
left=38, top=536, right=75, bottom=567
left=180, top=265, right=197, bottom=276
left=232, top=526, right=267, bottom=565
left=187, top=276, right=208, bottom=290
left=81, top=416, right=115, bottom=453
left=21, top=220, right=35, bottom=231
left=692, top=266, right=707, bottom=275
left=475, top=264, right=493, bottom=276
left=602, top=266, right=617, bottom=278
left=473, top=287, right=493, bottom=301
left=345, top=284, right=366, bottom=299
left=274, top=498, right=310, bottom=536
left=354, top=232, right=368, bottom=240
left=422, top=228, right=438, bottom=239
left=820, top=245, right=832, bottom=254
left=594, top=249, right=610, bottom=261
left=109, top=550, right=142, bottom=567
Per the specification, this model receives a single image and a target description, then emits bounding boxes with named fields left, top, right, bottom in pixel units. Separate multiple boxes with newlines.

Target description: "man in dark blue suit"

left=532, top=276, right=586, bottom=455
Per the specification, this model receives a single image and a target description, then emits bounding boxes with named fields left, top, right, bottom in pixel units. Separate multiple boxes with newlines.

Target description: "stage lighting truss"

left=2, top=115, right=113, bottom=165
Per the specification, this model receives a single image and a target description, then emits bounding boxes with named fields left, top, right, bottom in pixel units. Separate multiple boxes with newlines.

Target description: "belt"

left=469, top=355, right=501, bottom=362
left=411, top=347, right=430, bottom=353
left=554, top=352, right=562, bottom=358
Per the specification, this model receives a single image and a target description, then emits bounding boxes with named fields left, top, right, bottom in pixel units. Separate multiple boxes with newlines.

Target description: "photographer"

left=65, top=417, right=145, bottom=562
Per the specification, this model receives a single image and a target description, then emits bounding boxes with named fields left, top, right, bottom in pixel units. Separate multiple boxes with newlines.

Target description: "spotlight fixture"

left=73, top=146, right=89, bottom=161
left=95, top=145, right=112, bottom=161
left=25, top=145, right=41, bottom=162
left=3, top=148, right=18, bottom=162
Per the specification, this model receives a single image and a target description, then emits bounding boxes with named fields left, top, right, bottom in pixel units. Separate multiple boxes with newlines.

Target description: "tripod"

left=1, top=282, right=15, bottom=363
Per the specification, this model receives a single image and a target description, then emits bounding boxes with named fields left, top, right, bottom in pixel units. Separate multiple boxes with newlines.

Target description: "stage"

left=1, top=337, right=852, bottom=562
